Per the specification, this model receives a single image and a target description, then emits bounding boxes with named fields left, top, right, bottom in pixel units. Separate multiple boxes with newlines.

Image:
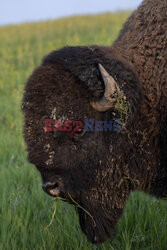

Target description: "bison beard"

left=78, top=205, right=123, bottom=243
left=22, top=0, right=167, bottom=244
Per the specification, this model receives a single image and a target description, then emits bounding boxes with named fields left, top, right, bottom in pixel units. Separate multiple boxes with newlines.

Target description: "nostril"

left=42, top=182, right=60, bottom=197
left=53, top=183, right=59, bottom=189
left=42, top=182, right=55, bottom=191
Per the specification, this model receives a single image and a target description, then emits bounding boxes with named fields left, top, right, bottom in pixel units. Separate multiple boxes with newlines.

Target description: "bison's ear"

left=90, top=64, right=122, bottom=112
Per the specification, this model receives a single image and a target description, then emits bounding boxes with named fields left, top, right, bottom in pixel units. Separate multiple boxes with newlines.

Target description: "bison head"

left=22, top=46, right=144, bottom=243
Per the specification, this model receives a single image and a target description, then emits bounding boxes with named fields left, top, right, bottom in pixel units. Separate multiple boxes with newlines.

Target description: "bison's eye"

left=71, top=126, right=86, bottom=140
left=75, top=127, right=85, bottom=135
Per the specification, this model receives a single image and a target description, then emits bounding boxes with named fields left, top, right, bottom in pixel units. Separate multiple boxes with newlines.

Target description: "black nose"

left=42, top=182, right=60, bottom=197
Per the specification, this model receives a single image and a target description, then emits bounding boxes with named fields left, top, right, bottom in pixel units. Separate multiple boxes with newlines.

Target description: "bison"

left=22, top=0, right=167, bottom=244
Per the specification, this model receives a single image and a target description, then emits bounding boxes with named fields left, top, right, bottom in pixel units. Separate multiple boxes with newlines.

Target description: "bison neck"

left=110, top=0, right=167, bottom=198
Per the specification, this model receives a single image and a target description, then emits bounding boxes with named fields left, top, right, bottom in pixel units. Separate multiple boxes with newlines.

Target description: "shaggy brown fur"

left=22, top=0, right=167, bottom=244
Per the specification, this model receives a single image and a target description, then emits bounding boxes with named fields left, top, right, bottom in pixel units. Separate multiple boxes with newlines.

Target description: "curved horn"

left=90, top=64, right=120, bottom=112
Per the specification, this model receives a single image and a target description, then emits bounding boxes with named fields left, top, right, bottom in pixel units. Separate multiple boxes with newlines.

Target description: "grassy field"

left=0, top=12, right=167, bottom=250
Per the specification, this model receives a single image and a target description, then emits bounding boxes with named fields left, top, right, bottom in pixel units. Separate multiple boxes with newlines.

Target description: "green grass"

left=0, top=12, right=167, bottom=250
